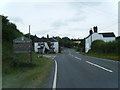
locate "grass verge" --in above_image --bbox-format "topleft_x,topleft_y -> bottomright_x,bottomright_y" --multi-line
2,53 -> 53,88
84,53 -> 120,61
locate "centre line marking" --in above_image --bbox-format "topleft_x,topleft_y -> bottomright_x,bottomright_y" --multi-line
86,61 -> 113,73
53,60 -> 57,89
74,57 -> 81,60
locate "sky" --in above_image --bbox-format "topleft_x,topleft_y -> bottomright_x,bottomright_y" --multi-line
0,0 -> 119,39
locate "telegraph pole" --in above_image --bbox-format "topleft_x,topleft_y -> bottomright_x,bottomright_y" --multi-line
29,25 -> 32,63
29,25 -> 30,39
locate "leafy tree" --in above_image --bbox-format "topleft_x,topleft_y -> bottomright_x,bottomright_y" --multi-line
54,36 -> 74,48
2,15 -> 23,43
2,15 -> 23,62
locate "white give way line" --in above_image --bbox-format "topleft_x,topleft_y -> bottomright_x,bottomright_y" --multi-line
86,61 -> 113,73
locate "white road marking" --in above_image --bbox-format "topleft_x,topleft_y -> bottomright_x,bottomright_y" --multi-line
69,54 -> 81,60
69,54 -> 74,57
74,57 -> 81,60
86,61 -> 113,73
53,60 -> 57,89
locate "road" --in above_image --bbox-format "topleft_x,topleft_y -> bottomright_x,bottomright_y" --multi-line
45,48 -> 119,88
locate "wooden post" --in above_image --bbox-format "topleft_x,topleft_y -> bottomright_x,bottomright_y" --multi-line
29,25 -> 32,63
30,45 -> 32,63
29,25 -> 30,39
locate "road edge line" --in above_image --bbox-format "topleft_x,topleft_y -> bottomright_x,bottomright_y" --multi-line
52,60 -> 57,89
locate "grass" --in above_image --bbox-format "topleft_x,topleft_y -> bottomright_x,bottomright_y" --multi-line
2,53 -> 53,88
73,47 -> 120,61
84,53 -> 120,61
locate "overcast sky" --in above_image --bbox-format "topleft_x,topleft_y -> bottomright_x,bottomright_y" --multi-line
1,0 -> 119,39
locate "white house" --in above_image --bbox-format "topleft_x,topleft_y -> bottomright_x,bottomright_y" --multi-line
85,26 -> 116,53
34,35 -> 59,54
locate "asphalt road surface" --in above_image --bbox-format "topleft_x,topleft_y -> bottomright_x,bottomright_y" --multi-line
45,48 -> 119,88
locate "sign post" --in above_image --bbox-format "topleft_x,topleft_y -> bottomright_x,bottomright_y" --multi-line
13,36 -> 32,63
29,25 -> 32,63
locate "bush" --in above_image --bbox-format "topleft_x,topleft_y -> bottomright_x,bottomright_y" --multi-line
90,40 -> 105,53
89,39 -> 119,55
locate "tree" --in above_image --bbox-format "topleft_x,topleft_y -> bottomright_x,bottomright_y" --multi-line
2,15 -> 23,43
90,40 -> 105,53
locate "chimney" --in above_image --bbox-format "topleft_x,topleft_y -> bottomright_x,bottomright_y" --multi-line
89,28 -> 93,35
93,26 -> 98,33
47,34 -> 49,38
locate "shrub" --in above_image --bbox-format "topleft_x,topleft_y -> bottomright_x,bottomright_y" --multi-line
91,40 -> 105,53
89,39 -> 119,56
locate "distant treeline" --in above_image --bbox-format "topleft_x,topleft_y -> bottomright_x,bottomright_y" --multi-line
53,36 -> 82,48
88,39 -> 120,55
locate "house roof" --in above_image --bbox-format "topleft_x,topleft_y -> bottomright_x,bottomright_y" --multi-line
85,34 -> 91,39
99,32 -> 115,37
85,32 -> 115,39
34,37 -> 58,42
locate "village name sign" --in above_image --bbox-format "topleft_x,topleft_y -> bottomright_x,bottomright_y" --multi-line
13,36 -> 33,62
13,36 -> 32,54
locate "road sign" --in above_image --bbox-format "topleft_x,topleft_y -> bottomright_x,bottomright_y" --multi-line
13,36 -> 32,54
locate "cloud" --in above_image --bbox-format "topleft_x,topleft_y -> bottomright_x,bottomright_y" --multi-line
1,2 -> 118,39
68,15 -> 86,22
9,17 -> 23,23
51,21 -> 68,28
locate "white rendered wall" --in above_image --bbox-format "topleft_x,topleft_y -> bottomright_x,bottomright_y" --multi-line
85,33 -> 103,53
53,42 -> 59,53
85,36 -> 91,53
34,42 -> 59,53
85,33 -> 115,53
92,33 -> 103,41
34,43 -> 40,52
103,37 -> 115,42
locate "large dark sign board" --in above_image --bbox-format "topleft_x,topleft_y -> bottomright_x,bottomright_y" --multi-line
13,36 -> 32,54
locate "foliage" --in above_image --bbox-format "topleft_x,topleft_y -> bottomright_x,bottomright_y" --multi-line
89,39 -> 120,56
24,33 -> 36,42
2,15 -> 26,73
2,15 -> 23,43
90,40 -> 105,53
3,53 -> 53,88
54,36 -> 81,48
2,15 -> 53,88
2,15 -> 24,61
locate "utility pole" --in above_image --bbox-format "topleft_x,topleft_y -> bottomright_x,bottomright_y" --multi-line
29,25 -> 30,39
90,28 -> 92,49
29,25 -> 32,63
